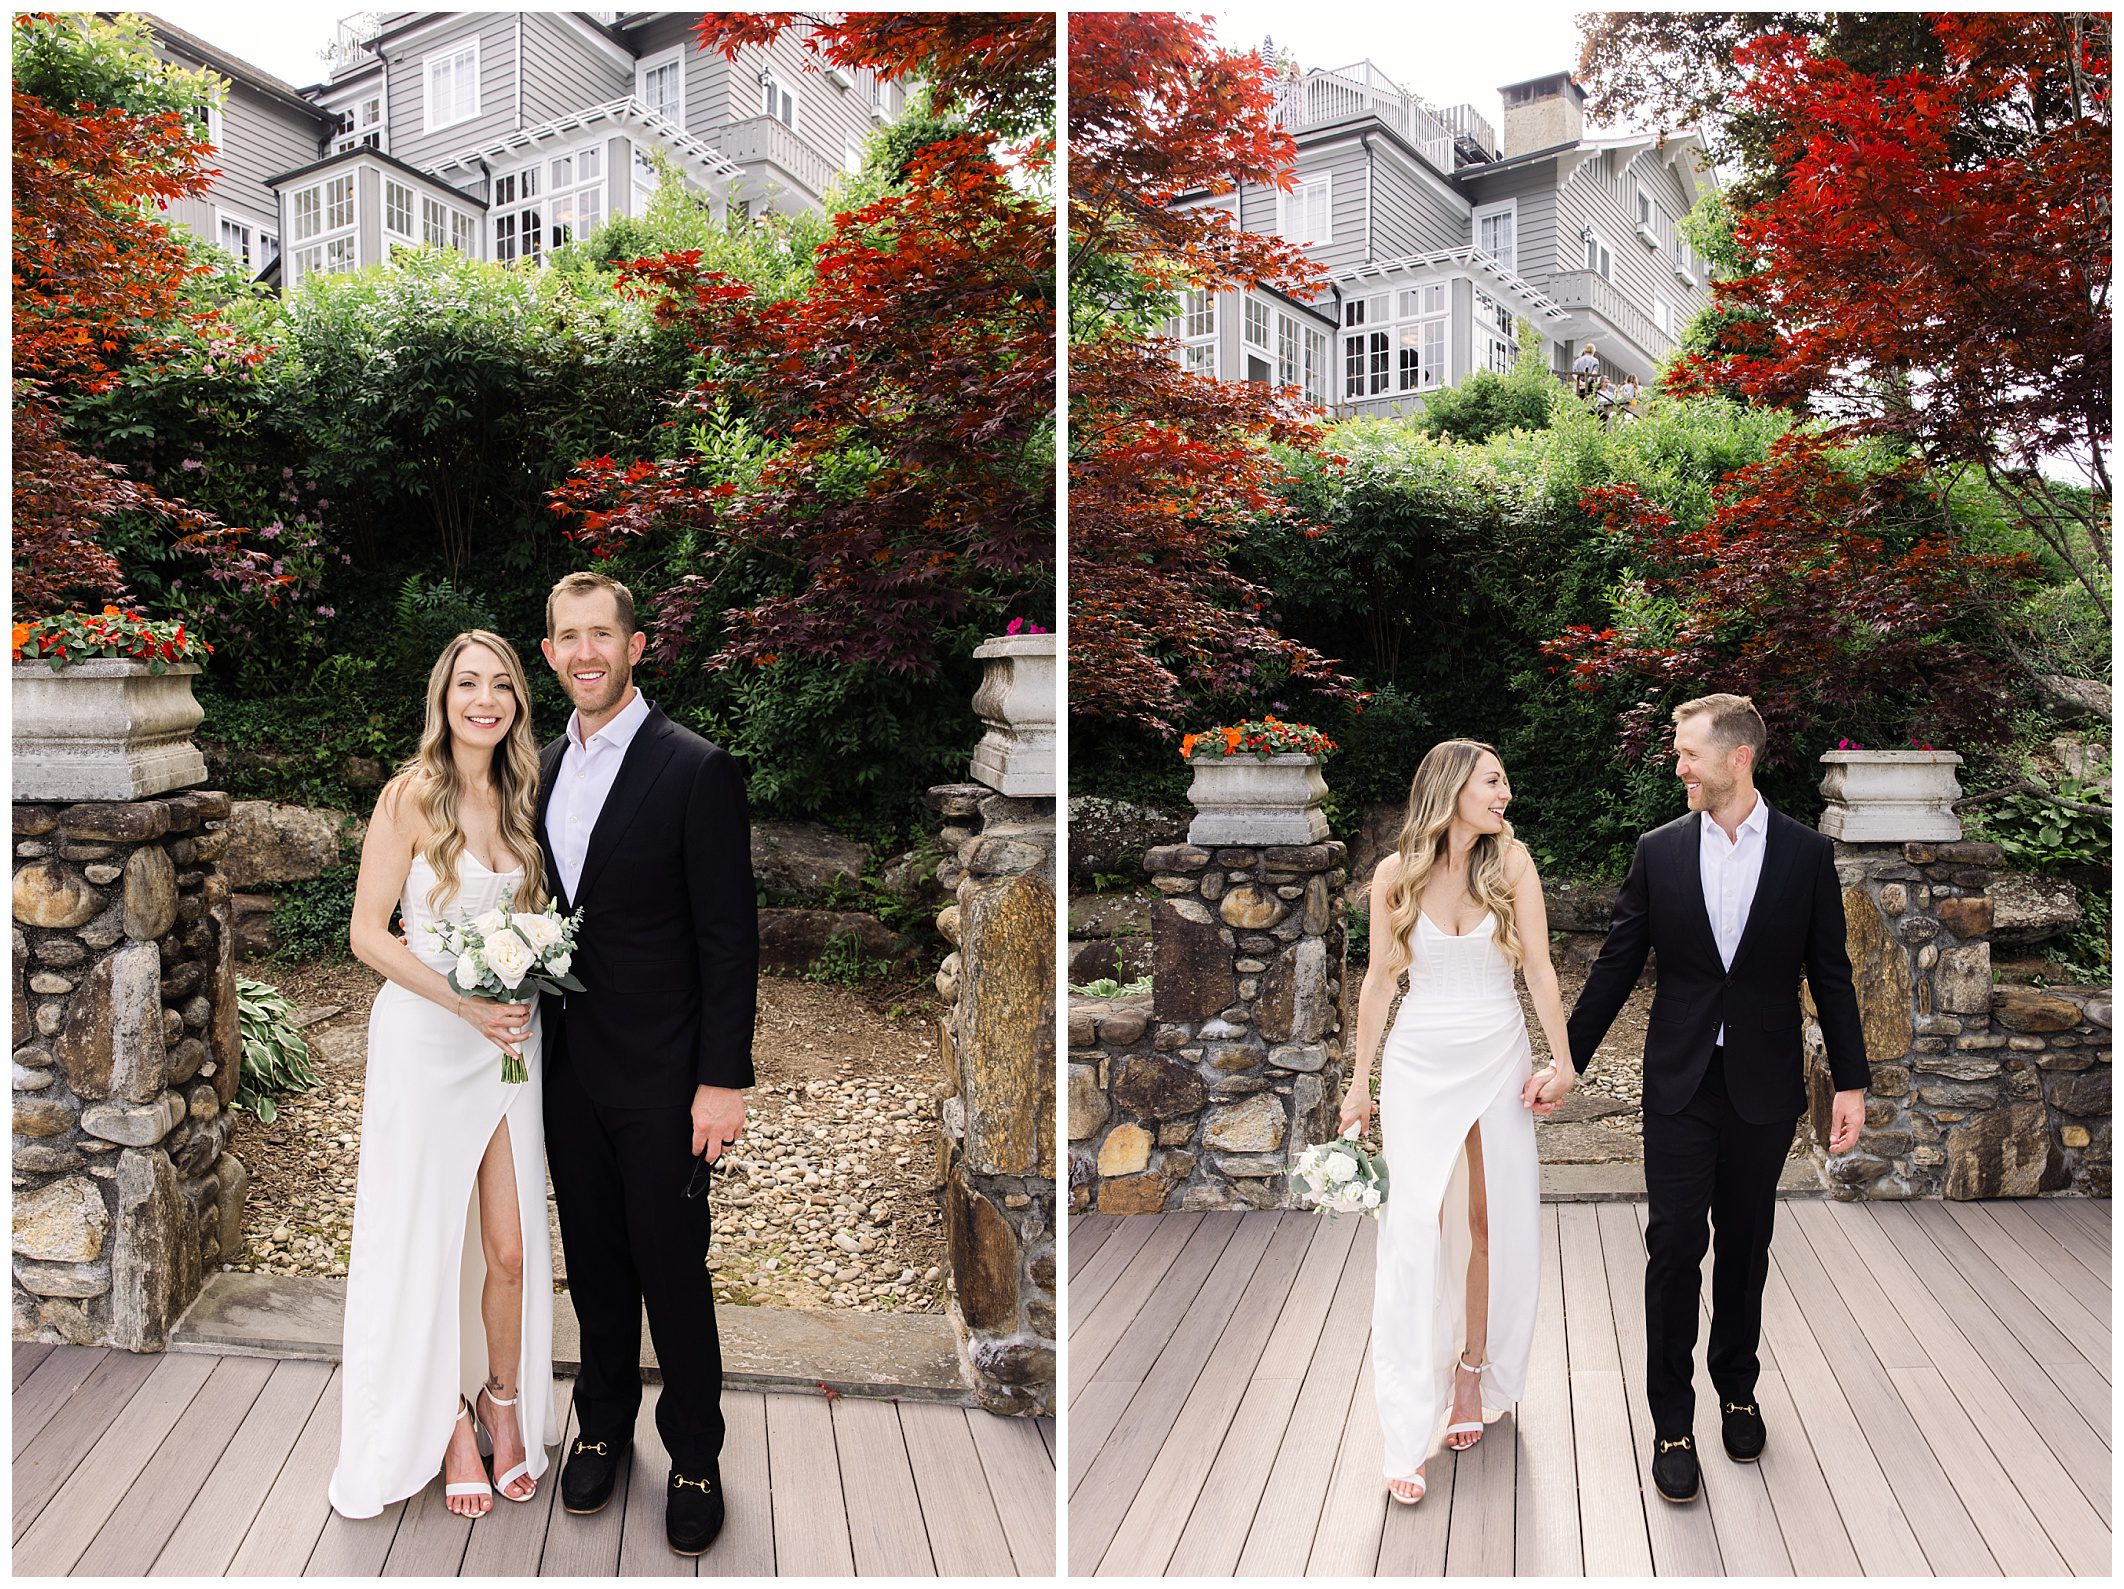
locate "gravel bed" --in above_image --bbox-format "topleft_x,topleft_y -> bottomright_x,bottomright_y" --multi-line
228,956 -> 950,1312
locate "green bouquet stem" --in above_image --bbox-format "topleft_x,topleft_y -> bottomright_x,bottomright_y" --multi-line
500,1051 -> 528,1085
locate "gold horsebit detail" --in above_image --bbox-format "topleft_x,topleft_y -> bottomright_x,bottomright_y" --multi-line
573,1440 -> 608,1457
1723,1401 -> 1759,1417
673,1473 -> 715,1493
1657,1436 -> 1694,1454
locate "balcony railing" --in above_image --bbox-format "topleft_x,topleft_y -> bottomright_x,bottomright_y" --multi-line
1545,268 -> 1672,365
1273,61 -> 1455,170
718,114 -> 840,203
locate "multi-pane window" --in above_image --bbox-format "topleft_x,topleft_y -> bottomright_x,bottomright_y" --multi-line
335,94 -> 385,153
1280,178 -> 1330,248
423,197 -> 452,248
1243,297 -> 1271,351
1477,289 -> 1517,374
638,50 -> 682,121
1670,232 -> 1696,282
384,180 -> 414,238
1585,232 -> 1614,281
762,72 -> 797,129
493,166 -> 542,264
1177,289 -> 1217,375
1636,185 -> 1654,229
450,211 -> 475,255
218,216 -> 253,268
1343,286 -> 1448,399
425,41 -> 478,130
548,148 -> 605,248
1654,297 -> 1675,337
1276,312 -> 1331,405
1475,205 -> 1516,275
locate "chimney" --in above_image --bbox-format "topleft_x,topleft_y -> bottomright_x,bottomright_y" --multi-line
1498,71 -> 1584,158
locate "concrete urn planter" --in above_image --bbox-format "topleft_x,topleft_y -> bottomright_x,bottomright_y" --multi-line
968,632 -> 1055,798
12,659 -> 208,802
1186,753 -> 1330,846
1818,749 -> 1965,843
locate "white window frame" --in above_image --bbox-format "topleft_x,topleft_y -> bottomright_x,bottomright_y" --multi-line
214,208 -> 253,270
844,133 -> 865,173
1177,288 -> 1218,377
423,38 -> 481,132
1476,287 -> 1518,374
1280,175 -> 1331,249
384,178 -> 415,241
1342,282 -> 1450,400
636,44 -> 684,124
761,69 -> 799,132
1242,295 -> 1272,352
1472,198 -> 1518,276
1585,229 -> 1615,282
1671,232 -> 1697,285
1654,296 -> 1675,337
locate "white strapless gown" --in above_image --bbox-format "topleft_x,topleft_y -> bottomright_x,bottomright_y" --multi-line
327,854 -> 559,1517
1372,909 -> 1540,1481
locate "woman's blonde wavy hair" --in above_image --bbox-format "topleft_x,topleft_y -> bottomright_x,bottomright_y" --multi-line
395,630 -> 548,917
1378,738 -> 1522,981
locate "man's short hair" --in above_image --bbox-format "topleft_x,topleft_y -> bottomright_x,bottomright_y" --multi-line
545,571 -> 636,637
1673,692 -> 1767,762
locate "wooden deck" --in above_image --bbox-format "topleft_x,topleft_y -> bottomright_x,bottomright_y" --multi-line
1069,1197 -> 2111,1576
12,1355 -> 1055,1577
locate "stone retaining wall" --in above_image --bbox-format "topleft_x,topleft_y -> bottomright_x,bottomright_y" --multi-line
13,793 -> 244,1349
1809,839 -> 2111,1199
1069,839 -> 1350,1214
930,783 -> 1055,1415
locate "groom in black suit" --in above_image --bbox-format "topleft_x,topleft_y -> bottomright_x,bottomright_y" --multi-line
1560,693 -> 1868,1504
535,571 -> 757,1555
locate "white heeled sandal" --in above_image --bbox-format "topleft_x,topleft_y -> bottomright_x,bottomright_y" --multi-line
1445,1355 -> 1489,1450
446,1399 -> 494,1513
1387,1468 -> 1427,1506
473,1383 -> 537,1503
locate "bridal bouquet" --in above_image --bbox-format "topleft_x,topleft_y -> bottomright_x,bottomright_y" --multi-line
1293,1127 -> 1390,1217
427,887 -> 585,1083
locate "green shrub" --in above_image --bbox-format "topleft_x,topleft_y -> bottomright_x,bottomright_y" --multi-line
269,864 -> 361,963
234,976 -> 320,1122
803,930 -> 896,986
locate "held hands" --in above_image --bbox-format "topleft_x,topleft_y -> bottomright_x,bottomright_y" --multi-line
1338,1083 -> 1374,1139
691,1084 -> 746,1163
458,994 -> 531,1058
1827,1088 -> 1864,1154
1521,1063 -> 1574,1114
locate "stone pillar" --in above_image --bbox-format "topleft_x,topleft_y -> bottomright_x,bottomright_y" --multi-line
1807,752 -> 2110,1199
1072,758 -> 1349,1214
928,634 -> 1055,1416
13,793 -> 243,1348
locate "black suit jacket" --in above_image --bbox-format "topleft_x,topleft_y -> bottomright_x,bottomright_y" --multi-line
535,705 -> 759,1108
1565,802 -> 1869,1124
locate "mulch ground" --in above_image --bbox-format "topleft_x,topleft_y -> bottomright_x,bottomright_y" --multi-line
227,955 -> 951,1313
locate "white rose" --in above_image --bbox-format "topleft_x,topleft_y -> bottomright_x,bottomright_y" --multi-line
454,949 -> 483,990
483,928 -> 535,990
514,912 -> 563,954
546,950 -> 572,979
1325,1154 -> 1358,1184
470,908 -> 508,938
1362,1186 -> 1381,1208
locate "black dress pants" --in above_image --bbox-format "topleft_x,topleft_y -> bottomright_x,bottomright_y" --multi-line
544,1030 -> 724,1472
1641,1044 -> 1797,1437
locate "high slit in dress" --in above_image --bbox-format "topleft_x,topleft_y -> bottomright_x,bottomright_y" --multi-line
1372,909 -> 1540,1481
327,853 -> 559,1517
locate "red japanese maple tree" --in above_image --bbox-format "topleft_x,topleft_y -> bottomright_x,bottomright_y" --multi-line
1069,12 -> 1351,729
545,14 -> 1053,677
12,14 -> 272,617
1667,14 -> 2111,602
1544,435 -> 2041,766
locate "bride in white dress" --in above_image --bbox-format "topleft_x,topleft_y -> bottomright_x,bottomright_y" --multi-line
328,630 -> 558,1520
1340,740 -> 1578,1504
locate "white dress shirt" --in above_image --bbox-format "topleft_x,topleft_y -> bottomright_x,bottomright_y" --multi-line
550,687 -> 652,902
1700,792 -> 1770,1045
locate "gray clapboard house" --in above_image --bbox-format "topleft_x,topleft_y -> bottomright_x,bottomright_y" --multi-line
1178,58 -> 1717,417
143,10 -> 911,292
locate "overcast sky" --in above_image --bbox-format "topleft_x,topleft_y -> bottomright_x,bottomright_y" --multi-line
152,3 -> 351,89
